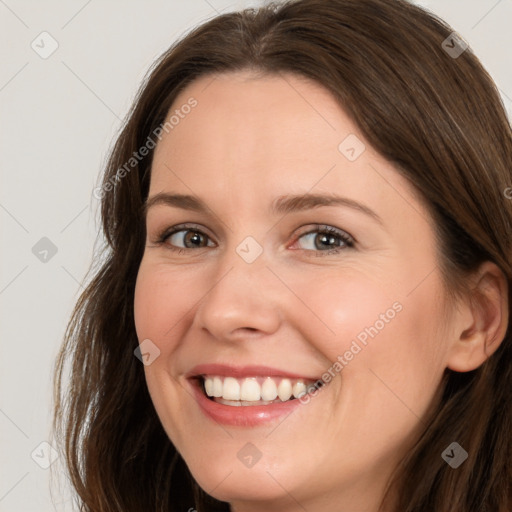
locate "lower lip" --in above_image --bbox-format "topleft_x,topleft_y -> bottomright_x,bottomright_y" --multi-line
189,379 -> 306,427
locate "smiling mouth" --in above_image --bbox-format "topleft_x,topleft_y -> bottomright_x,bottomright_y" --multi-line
199,375 -> 324,407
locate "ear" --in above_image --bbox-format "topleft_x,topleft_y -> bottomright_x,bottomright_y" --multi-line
446,261 -> 509,372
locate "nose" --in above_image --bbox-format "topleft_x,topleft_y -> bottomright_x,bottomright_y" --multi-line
192,248 -> 283,343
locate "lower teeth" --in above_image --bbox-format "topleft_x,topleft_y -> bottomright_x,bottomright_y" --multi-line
212,397 -> 296,406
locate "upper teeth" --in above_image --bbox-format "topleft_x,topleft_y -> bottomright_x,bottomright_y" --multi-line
203,375 -> 319,402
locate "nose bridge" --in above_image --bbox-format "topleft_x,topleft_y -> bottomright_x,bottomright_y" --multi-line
214,230 -> 271,296
194,234 -> 282,338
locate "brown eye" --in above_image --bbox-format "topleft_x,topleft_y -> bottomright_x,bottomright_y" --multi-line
167,229 -> 210,249
292,225 -> 354,255
155,223 -> 216,253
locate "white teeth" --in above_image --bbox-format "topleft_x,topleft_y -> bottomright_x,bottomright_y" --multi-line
222,377 -> 240,400
212,377 -> 223,397
292,381 -> 307,398
204,377 -> 214,397
277,378 -> 292,401
202,375 -> 320,404
261,377 -> 278,401
218,398 -> 242,406
240,378 -> 261,401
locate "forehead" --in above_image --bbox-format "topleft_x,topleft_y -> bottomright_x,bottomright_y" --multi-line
153,71 -> 351,172
149,71 -> 430,229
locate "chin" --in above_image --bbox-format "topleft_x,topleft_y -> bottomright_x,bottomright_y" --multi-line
189,462 -> 301,504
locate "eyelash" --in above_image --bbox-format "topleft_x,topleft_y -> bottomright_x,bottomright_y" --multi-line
153,223 -> 355,257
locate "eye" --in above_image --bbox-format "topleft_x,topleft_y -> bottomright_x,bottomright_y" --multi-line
291,225 -> 354,256
152,223 -> 354,256
155,223 -> 214,254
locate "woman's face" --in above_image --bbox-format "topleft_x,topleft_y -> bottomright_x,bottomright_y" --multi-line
134,71 -> 454,511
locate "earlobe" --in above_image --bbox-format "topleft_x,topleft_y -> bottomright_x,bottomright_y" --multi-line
446,261 -> 509,373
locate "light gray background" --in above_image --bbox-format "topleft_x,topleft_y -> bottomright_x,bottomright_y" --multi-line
1,1 -> 511,510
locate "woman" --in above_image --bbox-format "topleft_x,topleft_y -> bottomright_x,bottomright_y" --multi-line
53,0 -> 512,510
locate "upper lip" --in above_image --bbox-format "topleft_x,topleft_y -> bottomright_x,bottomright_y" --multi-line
186,363 -> 321,381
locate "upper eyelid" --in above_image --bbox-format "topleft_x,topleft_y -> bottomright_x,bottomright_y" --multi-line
162,223 -> 214,240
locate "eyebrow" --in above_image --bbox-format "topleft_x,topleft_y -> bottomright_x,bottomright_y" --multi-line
143,192 -> 384,226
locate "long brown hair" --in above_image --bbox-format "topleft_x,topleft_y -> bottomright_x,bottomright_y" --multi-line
53,0 -> 512,510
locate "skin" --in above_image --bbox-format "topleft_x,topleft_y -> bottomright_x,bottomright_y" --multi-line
133,70 -> 508,512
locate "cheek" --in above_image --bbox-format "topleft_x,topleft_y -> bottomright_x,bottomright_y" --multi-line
287,269 -> 403,364
133,262 -> 189,346
294,268 -> 447,415
133,262 -> 191,444
334,273 -> 449,419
